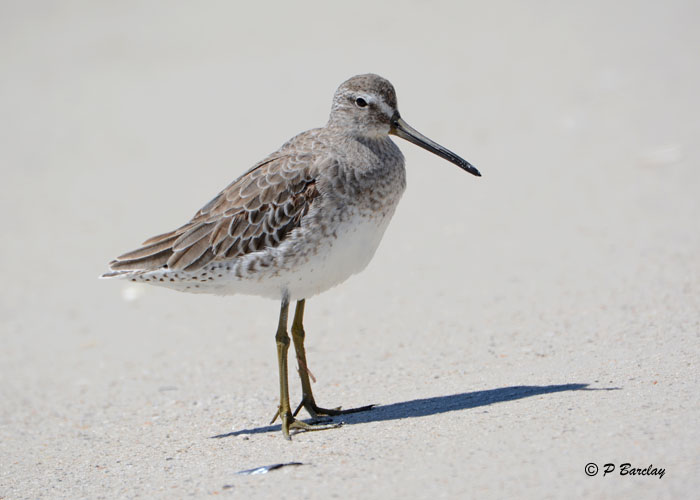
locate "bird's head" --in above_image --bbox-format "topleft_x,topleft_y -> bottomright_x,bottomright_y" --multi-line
328,73 -> 480,176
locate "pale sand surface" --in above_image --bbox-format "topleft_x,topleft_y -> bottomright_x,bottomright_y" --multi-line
1,1 -> 698,498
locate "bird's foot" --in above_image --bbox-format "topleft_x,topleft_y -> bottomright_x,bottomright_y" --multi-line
292,395 -> 375,419
270,406 -> 342,440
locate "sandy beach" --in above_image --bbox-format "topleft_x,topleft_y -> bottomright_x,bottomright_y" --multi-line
1,1 -> 698,498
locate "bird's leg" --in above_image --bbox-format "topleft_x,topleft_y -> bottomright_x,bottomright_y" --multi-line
270,295 -> 341,439
291,299 -> 375,419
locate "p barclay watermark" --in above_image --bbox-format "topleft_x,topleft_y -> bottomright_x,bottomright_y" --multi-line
585,462 -> 665,479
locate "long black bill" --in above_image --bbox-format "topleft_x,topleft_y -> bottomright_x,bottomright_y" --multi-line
390,115 -> 481,177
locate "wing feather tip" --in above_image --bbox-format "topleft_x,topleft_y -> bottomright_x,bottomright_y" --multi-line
99,270 -> 131,279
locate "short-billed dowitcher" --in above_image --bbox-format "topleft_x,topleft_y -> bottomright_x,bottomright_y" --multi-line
102,74 -> 481,439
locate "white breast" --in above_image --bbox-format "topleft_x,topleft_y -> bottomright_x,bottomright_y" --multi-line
282,207 -> 398,300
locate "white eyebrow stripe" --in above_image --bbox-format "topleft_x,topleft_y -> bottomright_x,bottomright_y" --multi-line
374,98 -> 394,118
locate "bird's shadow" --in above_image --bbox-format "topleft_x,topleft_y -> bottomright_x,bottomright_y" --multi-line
211,383 -> 616,438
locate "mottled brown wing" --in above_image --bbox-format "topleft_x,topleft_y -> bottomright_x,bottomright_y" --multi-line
108,153 -> 320,273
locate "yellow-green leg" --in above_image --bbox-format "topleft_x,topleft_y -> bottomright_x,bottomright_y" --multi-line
291,299 -> 375,419
270,296 -> 341,440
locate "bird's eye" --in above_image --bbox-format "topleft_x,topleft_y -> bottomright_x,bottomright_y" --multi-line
355,97 -> 368,108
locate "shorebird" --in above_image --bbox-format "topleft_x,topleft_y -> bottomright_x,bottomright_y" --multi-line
102,74 -> 481,439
